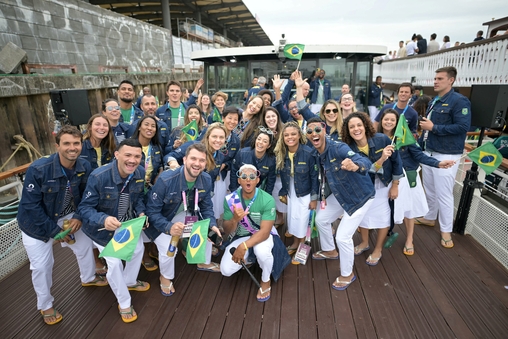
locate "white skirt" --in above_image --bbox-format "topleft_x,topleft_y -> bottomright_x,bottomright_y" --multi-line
272,176 -> 288,213
397,167 -> 429,219
287,177 -> 311,238
360,178 -> 391,229
213,178 -> 228,219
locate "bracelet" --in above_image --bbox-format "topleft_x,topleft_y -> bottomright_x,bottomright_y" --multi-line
374,161 -> 382,170
242,242 -> 248,251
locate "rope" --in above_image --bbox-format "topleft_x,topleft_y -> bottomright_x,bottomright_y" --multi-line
0,135 -> 43,172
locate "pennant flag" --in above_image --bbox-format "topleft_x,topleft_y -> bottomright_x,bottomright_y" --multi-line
283,44 -> 305,60
310,210 -> 319,239
182,119 -> 199,141
54,228 -> 71,241
186,218 -> 210,264
212,107 -> 222,123
393,115 -> 416,150
99,216 -> 146,261
467,142 -> 503,175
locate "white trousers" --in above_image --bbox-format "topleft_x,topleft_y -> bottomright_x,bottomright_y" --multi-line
368,106 -> 380,122
22,229 -> 95,311
221,235 -> 274,283
94,233 -> 144,309
422,152 -> 461,233
287,177 -> 311,238
315,195 -> 374,277
151,211 -> 212,280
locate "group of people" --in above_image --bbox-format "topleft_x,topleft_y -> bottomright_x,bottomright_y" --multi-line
18,65 -> 471,325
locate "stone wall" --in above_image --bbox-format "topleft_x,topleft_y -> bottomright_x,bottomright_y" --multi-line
0,0 -> 174,73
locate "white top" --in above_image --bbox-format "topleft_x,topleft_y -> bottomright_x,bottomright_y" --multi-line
406,41 -> 417,56
440,42 -> 451,50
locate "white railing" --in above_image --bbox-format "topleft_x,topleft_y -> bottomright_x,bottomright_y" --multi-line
374,35 -> 508,86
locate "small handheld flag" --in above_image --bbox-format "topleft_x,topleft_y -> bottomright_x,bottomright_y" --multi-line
99,216 -> 146,261
467,142 -> 503,175
283,44 -> 305,60
310,210 -> 318,239
393,116 -> 416,150
186,218 -> 210,264
212,108 -> 222,123
54,228 -> 71,241
182,119 -> 199,141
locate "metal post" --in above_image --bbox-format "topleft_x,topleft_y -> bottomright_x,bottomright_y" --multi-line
161,0 -> 171,30
453,126 -> 486,234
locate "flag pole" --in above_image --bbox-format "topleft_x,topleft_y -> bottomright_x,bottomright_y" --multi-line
296,59 -> 301,70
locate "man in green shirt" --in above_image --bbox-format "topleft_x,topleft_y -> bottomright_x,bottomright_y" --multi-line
221,164 -> 276,302
118,80 -> 142,124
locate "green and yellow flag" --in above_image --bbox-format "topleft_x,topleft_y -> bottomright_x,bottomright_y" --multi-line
182,119 -> 199,141
394,116 -> 416,150
283,44 -> 305,60
99,216 -> 146,262
212,107 -> 222,123
186,218 -> 210,264
468,142 -> 503,175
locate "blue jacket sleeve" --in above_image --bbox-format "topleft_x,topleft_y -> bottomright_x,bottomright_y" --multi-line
77,177 -> 111,227
296,100 -> 316,121
390,149 -> 405,181
281,79 -> 295,106
308,153 -> 319,199
272,99 -> 290,123
264,161 -> 276,195
432,96 -> 471,136
229,151 -> 241,192
145,179 -> 173,234
406,144 -> 441,168
338,143 -> 372,174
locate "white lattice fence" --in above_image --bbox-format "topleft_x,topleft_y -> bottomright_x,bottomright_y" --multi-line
0,219 -> 28,281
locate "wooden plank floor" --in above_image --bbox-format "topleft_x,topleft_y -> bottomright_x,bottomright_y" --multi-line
1,222 -> 508,339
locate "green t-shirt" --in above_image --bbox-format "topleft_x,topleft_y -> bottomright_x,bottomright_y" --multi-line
223,189 -> 276,237
169,103 -> 185,128
120,107 -> 133,123
175,181 -> 197,215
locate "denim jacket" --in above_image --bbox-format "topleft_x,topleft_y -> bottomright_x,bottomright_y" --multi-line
119,105 -> 143,124
155,95 -> 197,130
229,147 -> 276,194
279,144 -> 319,200
418,90 -> 471,154
79,139 -> 112,170
127,119 -> 170,148
165,125 -> 206,154
296,99 -> 340,142
399,143 -> 440,170
138,141 -> 164,185
348,133 -> 404,186
111,122 -> 131,144
78,160 -> 146,246
310,78 -> 332,104
316,139 -> 375,216
368,83 -> 383,107
145,166 -> 217,237
220,132 -> 241,180
18,153 -> 92,242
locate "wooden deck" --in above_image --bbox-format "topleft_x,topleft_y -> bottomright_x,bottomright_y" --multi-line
1,222 -> 508,339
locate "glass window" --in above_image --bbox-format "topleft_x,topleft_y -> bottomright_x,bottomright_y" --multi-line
354,61 -> 370,112
320,59 -> 348,100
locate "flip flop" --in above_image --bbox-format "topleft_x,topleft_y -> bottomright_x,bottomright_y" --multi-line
403,246 -> 414,256
95,265 -> 107,276
332,275 -> 357,291
118,305 -> 137,323
40,309 -> 63,325
414,218 -> 435,227
197,262 -> 221,273
441,238 -> 454,249
148,252 -> 159,260
286,246 -> 298,256
312,250 -> 339,260
285,231 -> 292,238
127,280 -> 150,292
81,275 -> 108,287
354,245 -> 370,256
366,254 -> 382,266
142,259 -> 158,271
257,286 -> 271,302
160,281 -> 174,297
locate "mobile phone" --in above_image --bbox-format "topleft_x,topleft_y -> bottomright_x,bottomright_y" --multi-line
208,230 -> 223,246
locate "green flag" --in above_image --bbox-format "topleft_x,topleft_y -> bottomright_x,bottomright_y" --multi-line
212,107 -> 222,123
186,218 -> 210,264
54,228 -> 71,241
310,210 -> 318,239
182,119 -> 199,141
283,44 -> 305,60
99,216 -> 146,262
394,115 -> 416,150
467,142 -> 503,175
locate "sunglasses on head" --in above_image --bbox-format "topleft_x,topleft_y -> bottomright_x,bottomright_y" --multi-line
258,126 -> 274,135
307,126 -> 323,135
239,173 -> 258,180
325,108 -> 339,114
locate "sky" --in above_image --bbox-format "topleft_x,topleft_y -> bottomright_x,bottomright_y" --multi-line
243,0 -> 507,52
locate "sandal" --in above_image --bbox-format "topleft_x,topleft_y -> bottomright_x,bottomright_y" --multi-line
81,275 -> 108,287
441,238 -> 454,249
312,250 -> 339,260
366,254 -> 382,266
257,286 -> 271,302
40,309 -> 63,325
127,280 -> 150,292
286,246 -> 298,256
95,265 -> 107,276
119,305 -> 138,323
160,280 -> 174,297
197,262 -> 221,273
332,275 -> 357,291
142,259 -> 158,271
285,230 -> 292,238
354,245 -> 370,256
403,246 -> 414,256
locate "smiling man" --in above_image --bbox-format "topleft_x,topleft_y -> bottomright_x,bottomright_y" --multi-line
118,80 -> 143,124
374,82 -> 419,133
18,126 -> 108,326
78,138 -> 149,323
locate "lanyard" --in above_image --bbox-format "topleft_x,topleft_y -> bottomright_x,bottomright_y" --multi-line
393,102 -> 409,116
300,119 -> 307,132
239,187 -> 258,213
60,167 -> 72,195
120,173 -> 133,193
144,144 -> 152,170
129,106 -> 135,124
422,96 -> 440,144
182,187 -> 199,213
168,103 -> 185,127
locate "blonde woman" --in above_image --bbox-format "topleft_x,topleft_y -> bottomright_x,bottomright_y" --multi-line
318,99 -> 343,141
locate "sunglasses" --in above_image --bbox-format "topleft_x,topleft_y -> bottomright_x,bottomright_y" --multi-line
258,126 -> 274,135
307,126 -> 323,135
239,173 -> 258,180
106,106 -> 121,111
289,106 -> 298,111
325,108 -> 339,114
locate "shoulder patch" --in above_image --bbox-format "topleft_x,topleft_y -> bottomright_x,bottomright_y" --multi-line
462,108 -> 468,115
135,179 -> 144,183
347,151 -> 355,157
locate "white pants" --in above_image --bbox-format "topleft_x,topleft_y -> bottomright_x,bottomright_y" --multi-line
221,235 -> 274,283
152,211 -> 212,280
422,152 -> 461,233
368,106 -> 380,122
315,195 -> 374,277
22,229 -> 95,311
287,177 -> 311,238
94,233 -> 144,309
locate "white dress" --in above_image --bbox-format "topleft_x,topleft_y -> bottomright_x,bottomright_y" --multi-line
360,177 -> 391,229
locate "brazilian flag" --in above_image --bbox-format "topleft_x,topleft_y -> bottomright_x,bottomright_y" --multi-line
283,44 -> 305,60
394,116 -> 416,150
310,210 -> 318,239
468,142 -> 503,175
99,216 -> 146,261
186,218 -> 210,264
212,107 -> 222,123
182,119 -> 199,141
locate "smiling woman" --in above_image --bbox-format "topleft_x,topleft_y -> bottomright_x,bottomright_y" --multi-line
80,114 -> 116,170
